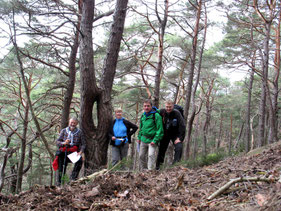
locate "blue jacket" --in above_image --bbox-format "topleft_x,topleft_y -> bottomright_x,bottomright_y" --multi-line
108,118 -> 138,145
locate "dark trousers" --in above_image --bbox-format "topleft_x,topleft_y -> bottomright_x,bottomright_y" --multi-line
156,136 -> 183,170
57,152 -> 82,185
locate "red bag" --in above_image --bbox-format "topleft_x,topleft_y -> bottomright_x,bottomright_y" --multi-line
52,156 -> 59,171
52,146 -> 78,171
59,145 -> 78,152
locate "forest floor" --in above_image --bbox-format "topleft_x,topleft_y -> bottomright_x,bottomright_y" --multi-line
0,141 -> 281,211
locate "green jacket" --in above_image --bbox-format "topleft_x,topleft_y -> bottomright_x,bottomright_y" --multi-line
138,112 -> 164,144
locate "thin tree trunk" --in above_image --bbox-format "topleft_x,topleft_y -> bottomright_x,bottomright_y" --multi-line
258,21 -> 271,147
192,113 -> 200,160
268,10 -> 280,143
184,2 -> 206,159
183,0 -> 202,122
12,9 -> 54,162
228,114 -> 233,155
216,111 -> 223,149
16,98 -> 29,193
153,0 -> 169,107
61,6 -> 82,128
245,66 -> 254,152
0,131 -> 16,193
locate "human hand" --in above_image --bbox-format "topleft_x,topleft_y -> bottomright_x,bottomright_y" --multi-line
174,138 -> 181,144
112,136 -> 116,140
150,142 -> 155,146
78,152 -> 85,161
64,139 -> 70,145
137,140 -> 141,144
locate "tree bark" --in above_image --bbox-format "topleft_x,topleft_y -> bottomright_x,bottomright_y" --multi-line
61,6 -> 82,129
79,0 -> 128,173
183,0 -> 202,122
153,0 -> 169,107
12,9 -> 54,161
184,1 -> 206,158
16,91 -> 29,193
257,21 -> 271,147
245,64 -> 255,152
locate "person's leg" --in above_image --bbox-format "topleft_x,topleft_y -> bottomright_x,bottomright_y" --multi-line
148,143 -> 157,170
57,152 -> 68,185
173,142 -> 183,164
120,143 -> 129,160
111,146 -> 121,166
139,142 -> 148,170
120,143 -> 129,169
156,137 -> 170,170
70,157 -> 83,180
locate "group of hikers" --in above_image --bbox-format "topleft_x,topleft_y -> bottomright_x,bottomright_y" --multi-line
53,99 -> 185,185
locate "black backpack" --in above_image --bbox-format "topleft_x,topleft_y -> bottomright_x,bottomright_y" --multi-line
174,104 -> 184,118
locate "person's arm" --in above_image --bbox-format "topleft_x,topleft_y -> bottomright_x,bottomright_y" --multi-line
124,119 -> 138,143
108,120 -> 115,140
152,113 -> 164,144
137,116 -> 143,142
177,111 -> 186,142
79,130 -> 86,153
125,120 -> 138,136
56,129 -> 66,148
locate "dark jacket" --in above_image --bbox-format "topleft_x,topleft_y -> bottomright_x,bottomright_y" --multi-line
56,127 -> 86,152
108,118 -> 138,145
160,109 -> 186,141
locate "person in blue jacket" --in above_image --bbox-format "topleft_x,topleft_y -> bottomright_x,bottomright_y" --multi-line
108,108 -> 138,166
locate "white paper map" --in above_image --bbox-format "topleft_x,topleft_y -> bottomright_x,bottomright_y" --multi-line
67,151 -> 81,163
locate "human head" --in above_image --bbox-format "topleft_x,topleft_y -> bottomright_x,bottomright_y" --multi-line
68,117 -> 78,131
114,108 -> 123,119
143,99 -> 152,113
165,99 -> 174,114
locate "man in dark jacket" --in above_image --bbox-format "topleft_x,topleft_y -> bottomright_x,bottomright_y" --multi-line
156,100 -> 186,170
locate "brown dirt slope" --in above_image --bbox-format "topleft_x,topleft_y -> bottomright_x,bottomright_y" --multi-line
1,142 -> 280,210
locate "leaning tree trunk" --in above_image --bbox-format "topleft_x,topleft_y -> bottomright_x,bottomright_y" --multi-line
79,0 -> 128,174
183,0 -> 202,122
61,10 -> 81,129
12,8 -> 54,161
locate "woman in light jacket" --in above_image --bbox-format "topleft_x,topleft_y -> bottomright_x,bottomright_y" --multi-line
108,108 -> 138,166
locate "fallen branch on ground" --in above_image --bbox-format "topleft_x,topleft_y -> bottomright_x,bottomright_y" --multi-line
207,176 -> 276,200
72,161 -> 122,184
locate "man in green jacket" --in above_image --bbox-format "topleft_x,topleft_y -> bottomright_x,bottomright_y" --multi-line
137,99 -> 164,170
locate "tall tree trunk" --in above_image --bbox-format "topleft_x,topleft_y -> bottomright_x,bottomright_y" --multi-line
183,0 -> 202,122
253,0 -> 277,146
80,0 -> 128,174
228,114 -> 233,155
192,113 -> 200,159
258,21 -> 271,147
153,0 -> 169,107
184,2 -> 206,159
245,65 -> 255,152
16,96 -> 29,193
216,110 -> 223,149
61,7 -> 82,129
268,10 -> 280,143
12,9 -> 54,161
0,131 -> 16,193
